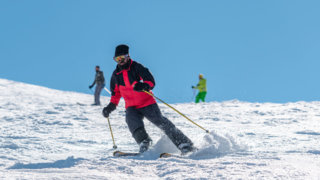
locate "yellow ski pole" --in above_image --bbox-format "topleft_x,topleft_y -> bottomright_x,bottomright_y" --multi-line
143,90 -> 209,133
107,117 -> 117,149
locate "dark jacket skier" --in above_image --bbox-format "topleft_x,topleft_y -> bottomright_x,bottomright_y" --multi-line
89,66 -> 105,105
102,44 -> 195,154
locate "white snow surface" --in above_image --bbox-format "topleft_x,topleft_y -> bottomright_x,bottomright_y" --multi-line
0,78 -> 320,179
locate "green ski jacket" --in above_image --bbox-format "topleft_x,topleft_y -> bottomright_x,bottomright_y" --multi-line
195,78 -> 207,92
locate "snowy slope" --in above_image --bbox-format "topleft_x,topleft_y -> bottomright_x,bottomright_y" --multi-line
0,78 -> 320,179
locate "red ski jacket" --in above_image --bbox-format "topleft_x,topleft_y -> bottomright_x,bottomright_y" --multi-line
109,59 -> 156,109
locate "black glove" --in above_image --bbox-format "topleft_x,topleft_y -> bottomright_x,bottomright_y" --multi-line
133,82 -> 150,92
102,103 -> 116,118
192,86 -> 195,89
89,85 -> 93,89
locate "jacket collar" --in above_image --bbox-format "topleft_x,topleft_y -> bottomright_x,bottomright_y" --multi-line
116,59 -> 133,75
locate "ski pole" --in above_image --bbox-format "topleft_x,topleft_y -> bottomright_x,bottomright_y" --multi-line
143,90 -> 209,133
104,87 -> 111,95
192,89 -> 196,101
107,117 -> 117,149
104,87 -> 116,148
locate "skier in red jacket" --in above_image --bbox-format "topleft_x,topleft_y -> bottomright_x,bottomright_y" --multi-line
102,44 -> 195,154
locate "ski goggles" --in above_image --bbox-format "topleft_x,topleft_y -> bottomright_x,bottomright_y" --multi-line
113,54 -> 129,62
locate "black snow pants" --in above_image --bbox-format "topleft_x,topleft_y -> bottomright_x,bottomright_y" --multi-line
94,84 -> 104,105
125,103 -> 193,149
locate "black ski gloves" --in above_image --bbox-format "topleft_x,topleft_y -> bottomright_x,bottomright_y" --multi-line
102,103 -> 116,118
133,82 -> 150,92
191,86 -> 195,89
89,85 -> 93,89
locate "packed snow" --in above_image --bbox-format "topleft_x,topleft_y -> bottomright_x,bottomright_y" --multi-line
0,78 -> 319,179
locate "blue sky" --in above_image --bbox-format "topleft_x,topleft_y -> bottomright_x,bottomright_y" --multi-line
1,0 -> 319,103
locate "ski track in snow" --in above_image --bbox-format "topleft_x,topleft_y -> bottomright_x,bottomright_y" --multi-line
1,78 -> 320,179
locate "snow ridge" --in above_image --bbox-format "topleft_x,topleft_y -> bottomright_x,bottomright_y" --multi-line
1,78 -> 320,179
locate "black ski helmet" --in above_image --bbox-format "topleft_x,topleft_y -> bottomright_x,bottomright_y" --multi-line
115,44 -> 129,57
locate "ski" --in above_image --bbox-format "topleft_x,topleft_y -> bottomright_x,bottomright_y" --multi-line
76,102 -> 86,106
159,153 -> 180,158
113,151 -> 182,158
113,151 -> 140,157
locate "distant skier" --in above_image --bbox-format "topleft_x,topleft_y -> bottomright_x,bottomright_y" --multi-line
102,44 -> 195,154
192,74 -> 207,103
89,65 -> 105,105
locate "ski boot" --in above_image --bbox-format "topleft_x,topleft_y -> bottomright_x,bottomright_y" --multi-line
179,143 -> 196,155
139,139 -> 152,153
